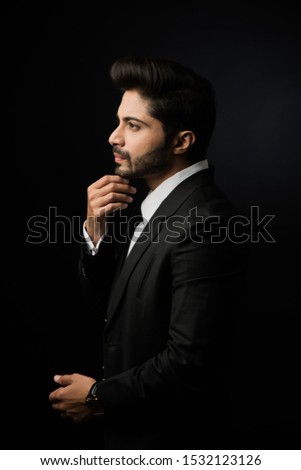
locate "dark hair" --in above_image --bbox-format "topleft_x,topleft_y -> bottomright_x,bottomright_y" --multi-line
109,57 -> 216,162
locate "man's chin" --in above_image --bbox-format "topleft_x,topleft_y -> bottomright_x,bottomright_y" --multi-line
114,165 -> 123,175
114,164 -> 147,180
115,162 -> 136,177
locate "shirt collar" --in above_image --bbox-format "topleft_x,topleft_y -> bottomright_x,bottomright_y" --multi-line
141,159 -> 209,223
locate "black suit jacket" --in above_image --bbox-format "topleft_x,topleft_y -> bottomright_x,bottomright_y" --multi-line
79,167 -> 249,449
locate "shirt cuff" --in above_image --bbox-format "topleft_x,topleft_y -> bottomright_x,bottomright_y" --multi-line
82,221 -> 105,256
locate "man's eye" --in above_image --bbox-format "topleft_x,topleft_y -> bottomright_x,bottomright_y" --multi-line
128,122 -> 140,130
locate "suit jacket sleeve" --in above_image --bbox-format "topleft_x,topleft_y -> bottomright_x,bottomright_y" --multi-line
78,236 -> 117,312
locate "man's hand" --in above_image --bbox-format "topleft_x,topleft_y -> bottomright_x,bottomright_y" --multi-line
86,175 -> 137,244
49,373 -> 97,424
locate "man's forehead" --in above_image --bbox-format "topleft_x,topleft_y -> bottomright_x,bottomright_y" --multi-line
117,90 -> 151,118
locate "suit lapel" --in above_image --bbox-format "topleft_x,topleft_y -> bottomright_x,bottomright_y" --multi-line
113,214 -> 143,275
106,214 -> 166,326
105,166 -> 215,327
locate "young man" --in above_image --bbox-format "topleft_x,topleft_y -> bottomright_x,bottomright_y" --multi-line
49,57 -> 248,449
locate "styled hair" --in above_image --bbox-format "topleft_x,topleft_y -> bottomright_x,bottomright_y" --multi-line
109,56 -> 216,162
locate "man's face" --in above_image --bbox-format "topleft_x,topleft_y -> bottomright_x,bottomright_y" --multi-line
108,90 -> 173,179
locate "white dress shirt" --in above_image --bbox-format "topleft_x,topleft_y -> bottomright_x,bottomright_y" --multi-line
83,159 -> 209,256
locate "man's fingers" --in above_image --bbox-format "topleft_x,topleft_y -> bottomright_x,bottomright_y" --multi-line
53,374 -> 73,386
88,194 -> 133,219
85,174 -> 136,240
87,175 -> 137,223
96,192 -> 134,207
104,202 -> 129,214
90,175 -> 130,190
90,182 -> 137,198
88,184 -> 137,203
50,401 -> 65,410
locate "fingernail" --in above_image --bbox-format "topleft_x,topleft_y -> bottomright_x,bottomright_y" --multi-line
54,375 -> 61,383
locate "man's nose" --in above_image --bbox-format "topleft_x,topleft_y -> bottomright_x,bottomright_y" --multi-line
108,126 -> 124,146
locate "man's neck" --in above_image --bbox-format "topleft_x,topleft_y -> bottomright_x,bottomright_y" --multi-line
145,158 -> 190,190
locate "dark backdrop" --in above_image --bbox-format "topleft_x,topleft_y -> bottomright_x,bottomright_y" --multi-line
2,1 -> 300,449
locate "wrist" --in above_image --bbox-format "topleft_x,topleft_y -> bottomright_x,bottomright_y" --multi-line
85,217 -> 105,244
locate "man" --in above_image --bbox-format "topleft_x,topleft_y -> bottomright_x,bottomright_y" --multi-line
49,57 -> 248,449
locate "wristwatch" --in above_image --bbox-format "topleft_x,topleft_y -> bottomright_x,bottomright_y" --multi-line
85,382 -> 104,415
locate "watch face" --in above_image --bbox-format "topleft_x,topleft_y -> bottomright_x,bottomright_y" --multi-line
86,395 -> 98,406
86,395 -> 104,415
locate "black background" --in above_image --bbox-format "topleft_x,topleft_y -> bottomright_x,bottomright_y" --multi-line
2,1 -> 300,449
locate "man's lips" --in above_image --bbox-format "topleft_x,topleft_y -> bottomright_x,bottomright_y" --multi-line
114,152 -> 127,163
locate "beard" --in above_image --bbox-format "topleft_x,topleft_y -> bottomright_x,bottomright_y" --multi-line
113,144 -> 172,179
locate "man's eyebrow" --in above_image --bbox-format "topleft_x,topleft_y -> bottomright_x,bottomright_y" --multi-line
116,114 -> 149,127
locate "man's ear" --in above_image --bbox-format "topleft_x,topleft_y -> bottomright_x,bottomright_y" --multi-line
172,130 -> 196,155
